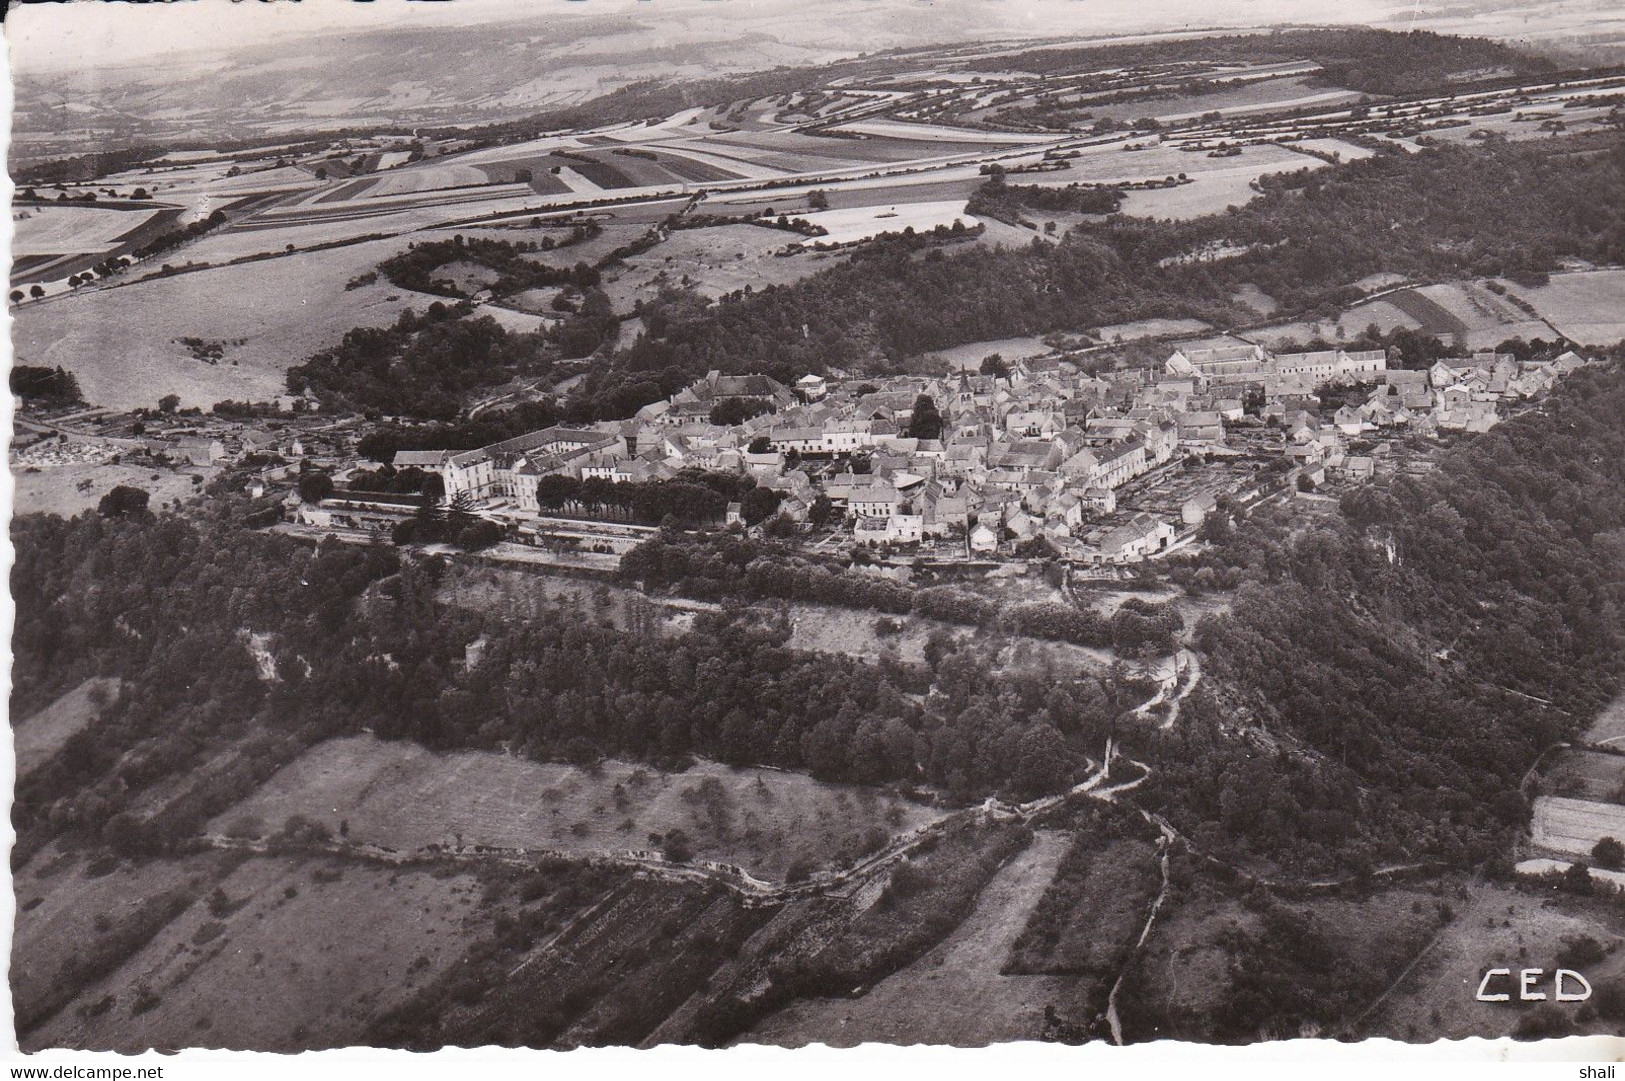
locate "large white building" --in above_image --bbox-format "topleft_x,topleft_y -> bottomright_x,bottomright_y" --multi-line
443,426 -> 626,508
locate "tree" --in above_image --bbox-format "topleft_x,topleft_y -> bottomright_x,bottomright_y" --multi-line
297,472 -> 335,503
662,829 -> 694,862
29,285 -> 44,299
1593,836 -> 1624,871
807,189 -> 830,210
534,473 -> 581,512
9,290 -> 22,304
740,486 -> 783,526
748,435 -> 772,454
1561,861 -> 1594,895
456,519 -> 505,551
97,486 -> 151,520
709,397 -> 773,427
808,495 -> 838,529
905,394 -> 944,441
980,354 -> 1011,380
158,394 -> 180,414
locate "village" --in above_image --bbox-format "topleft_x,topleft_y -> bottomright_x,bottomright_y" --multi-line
261,335 -> 1588,571
14,330 -> 1591,577
17,332 -> 1593,571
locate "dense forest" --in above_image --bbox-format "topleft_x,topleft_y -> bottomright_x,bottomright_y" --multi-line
1144,360 -> 1625,871
9,514 -> 1119,866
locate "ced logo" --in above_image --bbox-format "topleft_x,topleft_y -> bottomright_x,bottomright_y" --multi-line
1475,967 -> 1592,1002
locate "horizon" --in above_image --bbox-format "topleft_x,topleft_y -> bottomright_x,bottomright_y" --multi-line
9,0 -> 1417,75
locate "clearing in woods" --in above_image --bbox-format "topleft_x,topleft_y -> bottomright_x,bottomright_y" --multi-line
600,224 -> 846,311
746,830 -> 1072,1046
208,735 -> 947,882
13,677 -> 121,776
1529,796 -> 1625,860
1361,879 -> 1625,1042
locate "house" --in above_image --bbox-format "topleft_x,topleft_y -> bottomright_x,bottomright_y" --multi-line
1181,492 -> 1218,526
1083,487 -> 1117,514
849,485 -> 901,519
796,374 -> 828,402
969,520 -> 1000,553
1176,411 -> 1225,444
1343,456 -> 1375,481
392,449 -> 451,471
177,436 -> 226,466
1098,514 -> 1175,562
887,512 -> 924,544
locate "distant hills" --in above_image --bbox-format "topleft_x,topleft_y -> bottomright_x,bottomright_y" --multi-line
11,0 -> 1624,154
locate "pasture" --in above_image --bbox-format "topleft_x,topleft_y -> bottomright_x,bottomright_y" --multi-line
913,335 -> 1053,371
208,735 -> 948,883
1543,749 -> 1625,805
601,224 -> 844,310
10,234 -> 422,410
1366,879 -> 1625,1042
20,848 -> 488,1052
1586,689 -> 1625,746
13,455 -> 213,518
1092,317 -> 1214,343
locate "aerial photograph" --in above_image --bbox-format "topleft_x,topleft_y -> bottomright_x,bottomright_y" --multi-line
6,0 -> 1625,1061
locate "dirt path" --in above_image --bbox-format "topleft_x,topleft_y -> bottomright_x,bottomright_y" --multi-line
746,831 -> 1073,1047
1105,831 -> 1172,1045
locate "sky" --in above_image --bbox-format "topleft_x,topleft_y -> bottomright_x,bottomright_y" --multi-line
7,0 -> 1411,74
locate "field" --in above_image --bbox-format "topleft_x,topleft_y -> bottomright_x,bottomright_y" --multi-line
180,186 -> 546,263
1260,270 -> 1625,349
208,735 -> 947,882
1092,75 -> 1365,125
13,204 -> 163,256
787,200 -> 974,245
16,846 -> 490,1052
1531,796 -> 1625,860
912,335 -> 1053,371
12,452 -> 214,518
13,677 -> 121,777
746,830 -> 1073,1046
1502,269 -> 1625,347
10,234 -> 422,410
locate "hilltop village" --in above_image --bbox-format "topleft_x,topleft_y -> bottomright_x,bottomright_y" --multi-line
275,338 -> 1590,570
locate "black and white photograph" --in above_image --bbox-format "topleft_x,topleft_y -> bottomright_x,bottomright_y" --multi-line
5,0 -> 1625,1065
